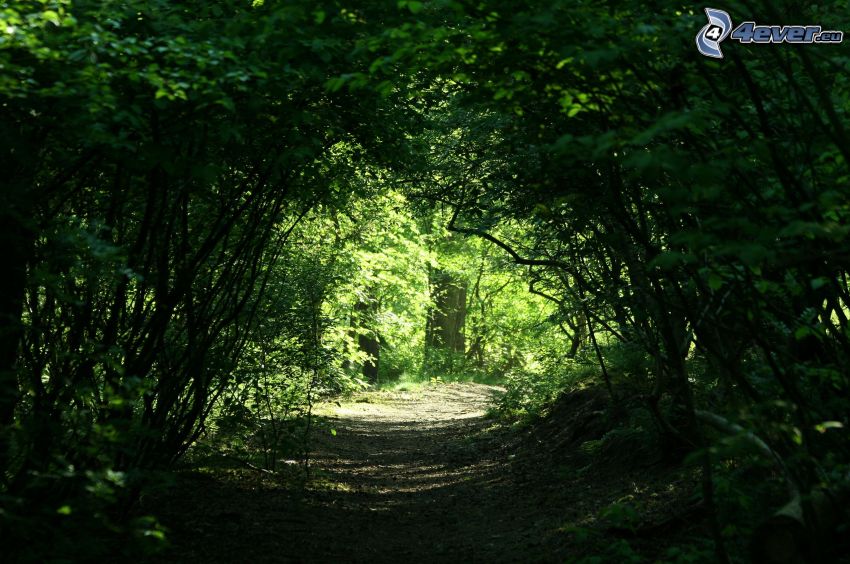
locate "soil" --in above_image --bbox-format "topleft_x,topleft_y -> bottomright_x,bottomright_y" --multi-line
147,383 -> 701,563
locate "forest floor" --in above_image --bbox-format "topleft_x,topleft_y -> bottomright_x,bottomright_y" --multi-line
147,383 -> 704,563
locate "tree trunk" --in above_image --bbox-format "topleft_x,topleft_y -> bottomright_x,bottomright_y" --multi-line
353,299 -> 380,384
425,268 -> 467,371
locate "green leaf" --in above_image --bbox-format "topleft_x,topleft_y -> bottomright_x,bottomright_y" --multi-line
649,251 -> 695,270
810,277 -> 830,290
42,10 -> 61,26
815,421 -> 843,433
794,326 -> 811,340
325,76 -> 349,92
143,529 -> 167,541
708,273 -> 723,291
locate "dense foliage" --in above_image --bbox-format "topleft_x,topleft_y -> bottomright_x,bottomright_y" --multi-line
2,0 -> 849,561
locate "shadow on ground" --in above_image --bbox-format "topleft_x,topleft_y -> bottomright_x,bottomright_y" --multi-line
146,383 -> 699,563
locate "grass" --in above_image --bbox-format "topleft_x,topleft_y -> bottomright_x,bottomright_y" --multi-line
378,370 -> 505,392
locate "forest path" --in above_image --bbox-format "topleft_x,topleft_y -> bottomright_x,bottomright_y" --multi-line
298,382 -> 544,562
153,382 -> 575,563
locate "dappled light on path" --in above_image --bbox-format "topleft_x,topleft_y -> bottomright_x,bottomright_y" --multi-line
310,384 -> 504,496
151,383 -> 575,562
150,383 -> 703,563
293,383 -> 546,563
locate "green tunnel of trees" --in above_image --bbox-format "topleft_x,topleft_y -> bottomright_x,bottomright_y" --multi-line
2,0 -> 850,561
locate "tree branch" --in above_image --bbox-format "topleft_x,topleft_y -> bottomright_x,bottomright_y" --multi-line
447,206 -> 569,270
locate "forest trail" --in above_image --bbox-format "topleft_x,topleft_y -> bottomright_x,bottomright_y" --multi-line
153,383 -> 581,563
303,383 -> 516,562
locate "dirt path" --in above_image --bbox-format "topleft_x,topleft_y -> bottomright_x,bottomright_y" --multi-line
297,383 -> 549,563
150,383 -> 705,562
152,383 -> 578,562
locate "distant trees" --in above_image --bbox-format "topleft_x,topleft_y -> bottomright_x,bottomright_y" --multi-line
328,200 -> 557,384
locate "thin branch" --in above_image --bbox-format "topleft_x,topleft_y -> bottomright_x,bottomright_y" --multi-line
447,206 -> 569,270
